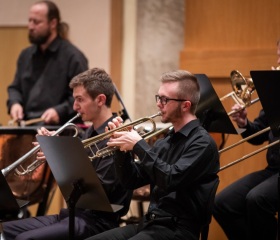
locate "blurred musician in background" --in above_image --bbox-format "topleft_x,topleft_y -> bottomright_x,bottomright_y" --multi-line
213,39 -> 280,240
2,68 -> 132,240
7,0 -> 88,126
86,70 -> 220,240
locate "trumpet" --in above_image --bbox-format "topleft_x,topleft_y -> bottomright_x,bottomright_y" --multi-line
82,112 -> 162,160
1,113 -> 81,177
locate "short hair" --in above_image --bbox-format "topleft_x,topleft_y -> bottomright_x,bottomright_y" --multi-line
69,68 -> 115,107
160,70 -> 200,114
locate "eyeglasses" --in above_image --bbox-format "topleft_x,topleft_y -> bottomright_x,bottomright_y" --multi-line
155,95 -> 187,105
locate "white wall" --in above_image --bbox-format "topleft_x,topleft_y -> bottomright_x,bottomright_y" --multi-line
0,0 -> 111,70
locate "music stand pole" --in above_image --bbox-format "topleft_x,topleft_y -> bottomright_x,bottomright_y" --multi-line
66,179 -> 85,240
278,137 -> 280,240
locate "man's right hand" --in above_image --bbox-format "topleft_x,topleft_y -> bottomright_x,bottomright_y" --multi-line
231,104 -> 248,128
10,103 -> 24,121
34,127 -> 56,162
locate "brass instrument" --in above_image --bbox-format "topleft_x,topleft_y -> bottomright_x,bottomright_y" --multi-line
218,70 -> 279,171
144,124 -> 173,141
220,138 -> 279,171
218,127 -> 276,170
82,112 -> 162,160
1,113 -> 81,177
220,70 -> 259,116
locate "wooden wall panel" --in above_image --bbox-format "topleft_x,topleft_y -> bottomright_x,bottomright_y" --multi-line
0,27 -> 29,126
181,0 -> 280,77
110,0 -> 123,114
180,0 -> 280,239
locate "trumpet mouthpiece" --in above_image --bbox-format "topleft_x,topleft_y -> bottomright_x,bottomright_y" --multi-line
151,112 -> 162,118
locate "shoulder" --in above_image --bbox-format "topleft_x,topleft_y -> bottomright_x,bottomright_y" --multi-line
58,39 -> 87,58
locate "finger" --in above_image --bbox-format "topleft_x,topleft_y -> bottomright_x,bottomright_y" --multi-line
112,118 -> 122,128
32,141 -> 39,146
107,121 -> 115,130
115,116 -> 123,123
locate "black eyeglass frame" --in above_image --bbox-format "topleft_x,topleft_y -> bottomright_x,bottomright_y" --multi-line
155,95 -> 188,105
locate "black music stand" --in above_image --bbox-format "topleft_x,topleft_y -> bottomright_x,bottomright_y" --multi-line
0,171 -> 29,219
195,74 -> 240,134
36,136 -> 122,240
114,83 -> 132,122
250,70 -> 280,239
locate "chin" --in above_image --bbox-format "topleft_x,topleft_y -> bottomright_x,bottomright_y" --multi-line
161,116 -> 168,123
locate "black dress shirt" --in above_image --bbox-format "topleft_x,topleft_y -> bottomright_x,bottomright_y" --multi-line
79,115 -> 132,219
7,36 -> 88,124
114,119 -> 220,230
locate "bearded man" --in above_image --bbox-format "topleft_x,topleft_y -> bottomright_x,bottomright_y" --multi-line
7,0 -> 88,126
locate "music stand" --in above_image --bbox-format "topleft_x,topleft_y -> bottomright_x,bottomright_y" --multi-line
36,136 -> 122,240
250,70 -> 280,239
251,70 -> 280,137
195,74 -> 240,134
114,83 -> 132,122
0,171 -> 29,219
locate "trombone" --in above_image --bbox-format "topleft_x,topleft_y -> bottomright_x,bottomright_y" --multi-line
218,70 -> 280,171
220,70 -> 259,116
1,113 -> 81,177
218,126 -> 280,171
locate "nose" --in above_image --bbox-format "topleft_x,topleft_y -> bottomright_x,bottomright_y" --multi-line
156,101 -> 163,109
28,20 -> 35,30
73,101 -> 79,111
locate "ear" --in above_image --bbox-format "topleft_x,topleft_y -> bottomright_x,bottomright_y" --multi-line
96,94 -> 106,106
181,100 -> 192,112
50,18 -> 58,31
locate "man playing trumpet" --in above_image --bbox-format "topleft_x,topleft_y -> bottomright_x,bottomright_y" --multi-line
2,68 -> 132,240
86,70 -> 220,240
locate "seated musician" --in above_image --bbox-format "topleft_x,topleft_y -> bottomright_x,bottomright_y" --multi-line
86,70 -> 220,240
2,68 -> 132,240
213,39 -> 280,240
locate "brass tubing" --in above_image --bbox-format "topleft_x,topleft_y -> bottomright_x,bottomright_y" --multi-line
1,113 -> 80,176
220,139 -> 280,171
219,127 -> 271,154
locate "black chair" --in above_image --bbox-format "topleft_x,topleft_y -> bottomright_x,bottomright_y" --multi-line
200,178 -> 220,240
120,185 -> 150,225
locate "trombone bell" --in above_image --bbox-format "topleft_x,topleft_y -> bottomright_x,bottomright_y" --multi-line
220,70 -> 259,116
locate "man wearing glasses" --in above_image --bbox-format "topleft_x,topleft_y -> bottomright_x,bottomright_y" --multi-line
86,70 -> 220,240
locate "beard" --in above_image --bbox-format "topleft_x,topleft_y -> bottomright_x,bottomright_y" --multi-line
161,105 -> 182,123
28,28 -> 51,45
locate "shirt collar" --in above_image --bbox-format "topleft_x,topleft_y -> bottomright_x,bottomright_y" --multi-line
89,113 -> 118,136
170,119 -> 201,138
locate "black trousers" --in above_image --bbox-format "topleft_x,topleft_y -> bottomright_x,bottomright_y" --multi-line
213,167 -> 279,240
3,209 -> 117,240
85,215 -> 199,240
